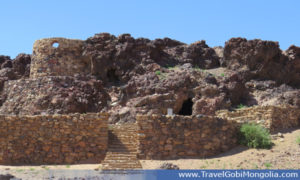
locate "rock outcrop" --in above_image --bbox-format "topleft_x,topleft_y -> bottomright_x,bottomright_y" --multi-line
0,33 -> 300,124
83,33 -> 220,84
0,76 -> 109,115
223,38 -> 300,87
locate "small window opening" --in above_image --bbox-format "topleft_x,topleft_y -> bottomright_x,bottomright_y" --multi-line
107,68 -> 120,83
178,98 -> 193,116
52,42 -> 59,48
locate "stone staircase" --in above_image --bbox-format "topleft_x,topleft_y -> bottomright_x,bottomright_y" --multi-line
101,123 -> 142,170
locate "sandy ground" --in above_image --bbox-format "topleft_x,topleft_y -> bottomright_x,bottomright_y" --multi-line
0,128 -> 299,179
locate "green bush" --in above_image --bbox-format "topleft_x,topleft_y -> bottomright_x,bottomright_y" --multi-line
155,70 -> 161,75
238,123 -> 272,149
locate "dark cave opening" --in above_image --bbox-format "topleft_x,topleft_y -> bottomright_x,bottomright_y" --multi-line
107,68 -> 120,83
178,98 -> 193,116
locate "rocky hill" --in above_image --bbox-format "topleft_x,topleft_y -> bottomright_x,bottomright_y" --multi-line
0,33 -> 299,123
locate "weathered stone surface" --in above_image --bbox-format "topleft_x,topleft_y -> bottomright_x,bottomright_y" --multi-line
0,34 -> 300,124
1,60 -> 12,69
136,115 -> 238,159
30,38 -> 90,78
83,33 -> 220,84
0,76 -> 109,115
0,55 -> 10,64
244,80 -> 300,107
216,105 -> 300,132
0,113 -> 108,165
12,53 -> 31,78
223,38 -> 300,87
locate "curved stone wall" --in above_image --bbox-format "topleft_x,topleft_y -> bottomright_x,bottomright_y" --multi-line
30,38 -> 91,78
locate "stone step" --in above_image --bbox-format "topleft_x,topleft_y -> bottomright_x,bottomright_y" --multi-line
104,155 -> 137,158
103,157 -> 138,161
109,142 -> 137,145
108,143 -> 137,147
110,130 -> 138,132
104,124 -> 141,170
108,145 -> 137,148
105,153 -> 136,156
109,137 -> 137,139
110,138 -> 137,140
108,144 -> 137,147
102,160 -> 140,164
108,143 -> 137,146
106,150 -> 136,153
109,138 -> 137,141
110,133 -> 137,136
110,132 -> 137,134
107,150 -> 137,154
107,151 -> 137,155
110,140 -> 137,142
103,158 -> 138,161
108,145 -> 137,149
104,154 -> 137,157
109,139 -> 136,141
110,129 -> 138,131
107,149 -> 137,152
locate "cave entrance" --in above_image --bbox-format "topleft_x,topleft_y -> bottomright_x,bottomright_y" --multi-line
107,68 -> 120,83
178,98 -> 193,116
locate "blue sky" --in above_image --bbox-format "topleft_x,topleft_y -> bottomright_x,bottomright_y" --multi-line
1,0 -> 300,58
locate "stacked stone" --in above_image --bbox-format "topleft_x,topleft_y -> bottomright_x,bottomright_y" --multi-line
0,113 -> 108,165
216,106 -> 273,129
271,106 -> 300,130
30,38 -> 90,78
216,105 -> 300,132
136,114 -> 237,160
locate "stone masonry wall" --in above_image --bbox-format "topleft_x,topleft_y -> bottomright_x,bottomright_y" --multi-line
136,115 -> 238,160
30,38 -> 91,78
0,113 -> 108,165
216,105 -> 300,132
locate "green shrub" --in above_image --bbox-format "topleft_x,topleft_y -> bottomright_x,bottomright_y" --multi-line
238,123 -> 272,149
237,104 -> 247,109
155,70 -> 161,75
264,162 -> 272,169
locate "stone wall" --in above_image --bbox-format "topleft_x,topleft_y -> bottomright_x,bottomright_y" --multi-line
30,38 -> 91,78
136,115 -> 238,160
0,113 -> 108,165
216,105 -> 300,132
